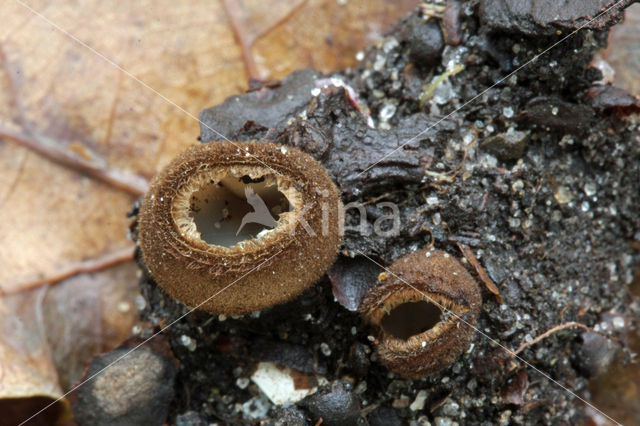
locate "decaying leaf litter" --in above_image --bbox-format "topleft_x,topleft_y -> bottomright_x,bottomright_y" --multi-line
2,0 -> 639,425
0,1 -> 414,424
129,1 -> 640,425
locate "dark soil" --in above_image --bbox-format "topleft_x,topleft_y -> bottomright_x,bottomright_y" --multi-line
130,1 -> 639,425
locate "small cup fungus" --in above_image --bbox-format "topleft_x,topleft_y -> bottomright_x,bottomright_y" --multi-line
360,249 -> 482,377
138,142 -> 342,315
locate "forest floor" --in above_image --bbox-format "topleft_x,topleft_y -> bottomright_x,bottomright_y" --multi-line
131,1 -> 640,425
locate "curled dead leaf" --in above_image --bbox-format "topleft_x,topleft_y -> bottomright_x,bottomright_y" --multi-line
0,263 -> 139,425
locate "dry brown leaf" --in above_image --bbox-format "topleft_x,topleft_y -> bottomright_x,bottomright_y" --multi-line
0,287 -> 72,425
41,262 -> 140,391
0,143 -> 137,294
0,0 -> 415,293
0,262 -> 139,425
601,3 -> 640,95
0,1 -> 416,422
228,0 -> 418,79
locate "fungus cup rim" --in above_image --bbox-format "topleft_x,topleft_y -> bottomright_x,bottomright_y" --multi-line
170,165 -> 305,255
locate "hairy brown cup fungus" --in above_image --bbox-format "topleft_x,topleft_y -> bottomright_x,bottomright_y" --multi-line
138,142 -> 342,315
360,249 -> 482,378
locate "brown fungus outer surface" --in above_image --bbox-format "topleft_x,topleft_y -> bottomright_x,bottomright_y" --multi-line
360,249 -> 482,378
138,142 -> 342,315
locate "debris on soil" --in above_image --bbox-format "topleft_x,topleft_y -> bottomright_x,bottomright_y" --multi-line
500,370 -> 530,406
302,381 -> 361,426
457,241 -> 502,302
130,0 -> 639,424
573,331 -> 621,377
327,255 -> 384,311
479,128 -> 528,161
478,0 -> 634,36
520,96 -> 596,134
250,362 -> 323,405
70,337 -> 178,426
199,69 -> 318,141
586,84 -> 640,113
403,14 -> 445,69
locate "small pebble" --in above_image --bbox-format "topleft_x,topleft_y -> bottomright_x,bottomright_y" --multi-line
320,342 -> 332,356
72,339 -> 177,426
304,381 -> 361,426
236,377 -> 250,389
242,395 -> 271,420
179,334 -> 197,352
584,183 -> 597,196
410,390 -> 428,411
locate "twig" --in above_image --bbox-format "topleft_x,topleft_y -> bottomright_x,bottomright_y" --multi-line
419,64 -> 464,109
457,242 -> 502,303
1,246 -> 136,295
423,148 -> 468,182
559,303 -> 571,321
362,189 -> 410,205
512,322 -> 591,356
